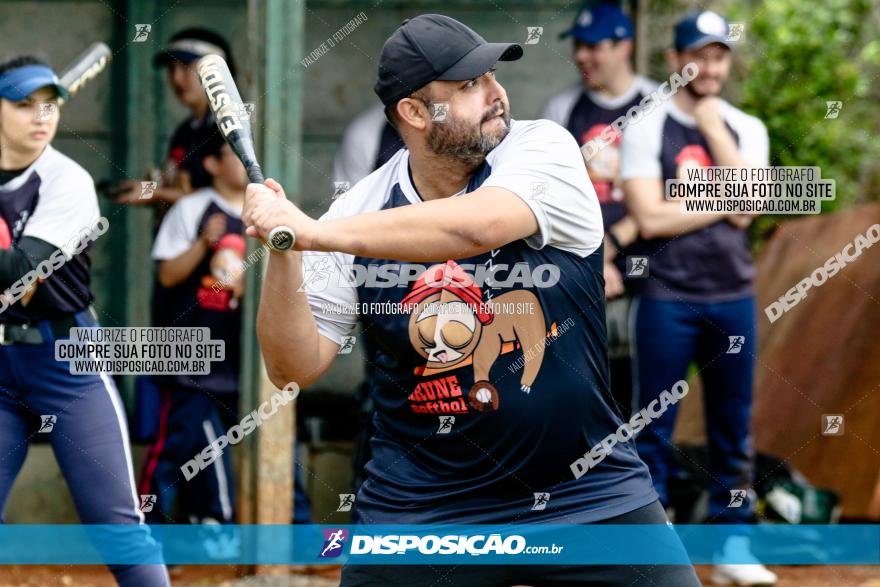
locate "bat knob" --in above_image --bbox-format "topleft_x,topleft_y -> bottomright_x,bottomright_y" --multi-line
267,226 -> 296,251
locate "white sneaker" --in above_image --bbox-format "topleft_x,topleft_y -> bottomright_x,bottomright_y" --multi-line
712,535 -> 777,585
711,563 -> 778,586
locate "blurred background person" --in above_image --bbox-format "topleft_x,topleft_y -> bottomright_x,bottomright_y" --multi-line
333,103 -> 404,188
124,28 -> 238,482
114,27 -> 236,208
139,130 -> 246,531
621,10 -> 776,586
540,1 -> 656,417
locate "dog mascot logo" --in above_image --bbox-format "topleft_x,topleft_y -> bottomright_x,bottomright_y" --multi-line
401,260 -> 552,412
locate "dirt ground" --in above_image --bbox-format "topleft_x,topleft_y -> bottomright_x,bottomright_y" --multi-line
1,565 -> 880,586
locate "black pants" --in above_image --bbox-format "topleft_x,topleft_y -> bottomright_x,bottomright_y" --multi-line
340,500 -> 700,587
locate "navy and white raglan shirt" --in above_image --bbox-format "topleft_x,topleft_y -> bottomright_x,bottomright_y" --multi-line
540,76 -> 657,232
152,188 -> 245,393
303,119 -> 658,524
620,99 -> 769,302
333,104 -> 405,186
0,145 -> 100,323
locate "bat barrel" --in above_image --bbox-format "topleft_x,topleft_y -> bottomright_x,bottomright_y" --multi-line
195,55 -> 292,251
59,42 -> 112,99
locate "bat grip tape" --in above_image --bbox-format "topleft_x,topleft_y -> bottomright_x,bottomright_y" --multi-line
246,164 -> 264,184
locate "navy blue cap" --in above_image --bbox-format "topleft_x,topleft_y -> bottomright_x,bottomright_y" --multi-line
674,10 -> 733,51
0,65 -> 68,101
375,14 -> 523,107
560,4 -> 633,44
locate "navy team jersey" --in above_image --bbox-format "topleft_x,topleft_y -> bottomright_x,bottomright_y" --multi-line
152,188 -> 245,392
0,145 -> 100,322
304,119 -> 658,524
620,99 -> 769,302
167,112 -> 216,190
540,77 -> 656,231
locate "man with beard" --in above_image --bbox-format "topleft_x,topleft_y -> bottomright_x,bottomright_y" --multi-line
245,14 -> 699,586
540,2 -> 657,418
620,10 -> 776,586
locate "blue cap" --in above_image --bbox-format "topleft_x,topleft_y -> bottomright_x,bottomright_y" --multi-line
674,10 -> 733,51
560,4 -> 633,44
0,65 -> 68,101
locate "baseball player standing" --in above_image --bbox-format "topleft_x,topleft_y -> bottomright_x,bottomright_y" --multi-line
246,15 -> 700,587
0,56 -> 168,586
620,10 -> 776,586
539,2 -> 657,416
116,28 -> 236,206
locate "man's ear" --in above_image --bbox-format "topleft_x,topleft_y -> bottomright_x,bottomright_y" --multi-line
397,97 -> 429,132
617,38 -> 634,61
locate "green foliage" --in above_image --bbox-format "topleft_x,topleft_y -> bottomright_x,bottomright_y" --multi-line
732,0 -> 880,214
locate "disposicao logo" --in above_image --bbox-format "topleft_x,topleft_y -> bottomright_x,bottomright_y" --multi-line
319,528 -> 348,558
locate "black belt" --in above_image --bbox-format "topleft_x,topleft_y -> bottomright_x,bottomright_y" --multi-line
0,314 -> 79,346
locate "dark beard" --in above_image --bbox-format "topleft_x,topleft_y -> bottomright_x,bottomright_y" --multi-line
426,106 -> 511,168
684,82 -> 710,100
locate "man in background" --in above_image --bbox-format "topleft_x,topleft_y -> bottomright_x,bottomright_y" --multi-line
139,131 -> 247,530
540,2 -> 655,416
334,103 -> 404,188
116,27 -> 236,207
621,10 -> 776,586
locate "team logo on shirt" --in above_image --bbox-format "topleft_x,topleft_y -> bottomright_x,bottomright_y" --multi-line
581,124 -> 623,204
169,146 -> 187,166
674,145 -> 714,179
198,233 -> 246,311
0,218 -> 11,250
401,260 -> 554,414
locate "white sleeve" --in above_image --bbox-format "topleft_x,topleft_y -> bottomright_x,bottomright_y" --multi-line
537,95 -> 567,126
734,115 -> 770,167
301,248 -> 359,346
333,138 -> 375,187
152,200 -> 198,260
333,108 -> 383,186
635,75 -> 660,96
537,87 -> 578,126
481,120 -> 603,257
619,111 -> 664,180
23,167 -> 100,258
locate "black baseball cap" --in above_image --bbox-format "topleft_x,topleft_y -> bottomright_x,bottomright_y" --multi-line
375,14 -> 523,107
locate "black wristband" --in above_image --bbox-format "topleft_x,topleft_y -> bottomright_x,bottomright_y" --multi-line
606,229 -> 623,253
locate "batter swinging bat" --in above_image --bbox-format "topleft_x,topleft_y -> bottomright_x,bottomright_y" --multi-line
196,54 -> 295,252
58,42 -> 112,104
